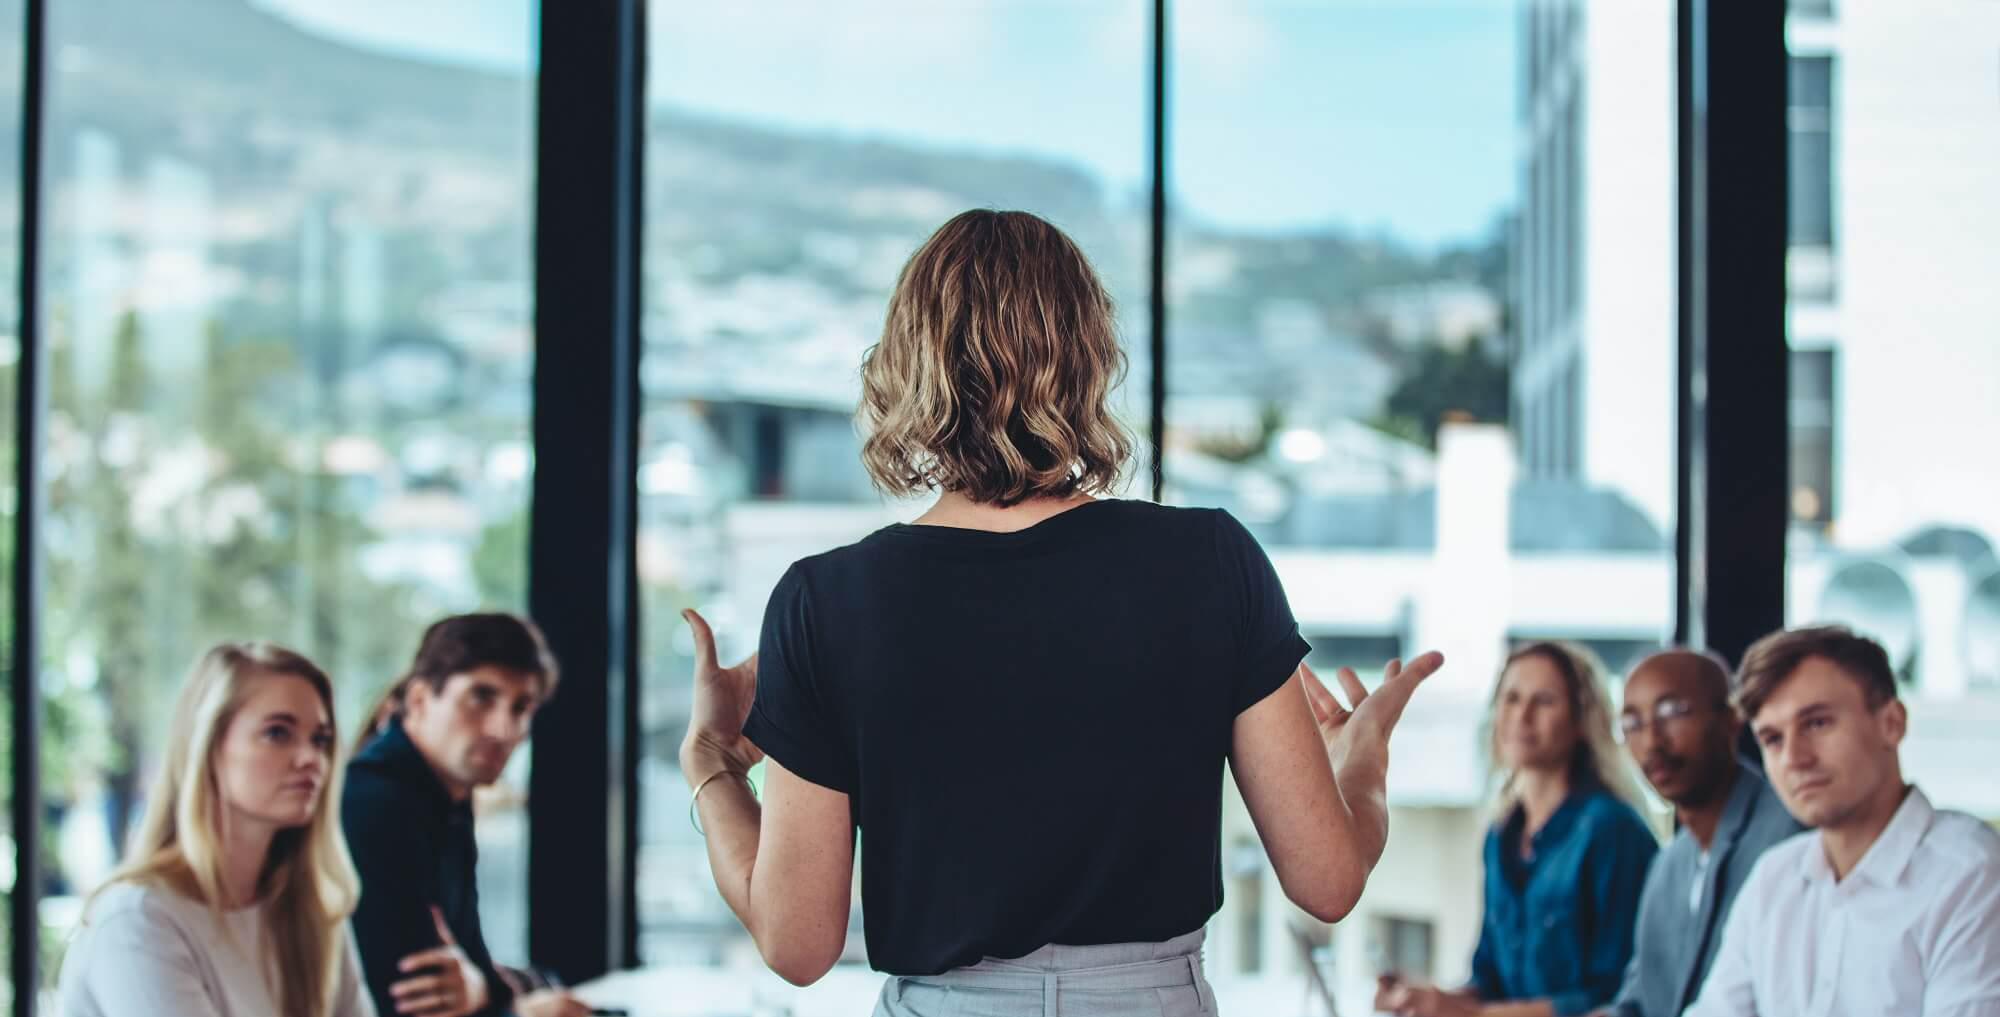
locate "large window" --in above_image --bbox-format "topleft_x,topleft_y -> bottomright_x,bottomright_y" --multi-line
634,0 -> 1148,992
1788,346 -> 1835,531
11,1 -> 1987,1012
1,0 -> 21,1004
1782,1 -> 2000,814
627,2 -> 1677,1010
34,0 -> 538,964
1787,55 -> 1835,297
1164,0 -> 1675,1001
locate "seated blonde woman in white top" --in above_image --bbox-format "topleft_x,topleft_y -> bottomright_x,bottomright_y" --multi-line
59,642 -> 375,1017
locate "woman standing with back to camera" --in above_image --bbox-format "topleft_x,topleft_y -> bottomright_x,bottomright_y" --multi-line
679,208 -> 1444,1016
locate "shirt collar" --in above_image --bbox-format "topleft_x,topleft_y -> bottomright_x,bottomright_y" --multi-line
355,715 -> 468,821
1506,778 -> 1601,854
1805,784 -> 1932,887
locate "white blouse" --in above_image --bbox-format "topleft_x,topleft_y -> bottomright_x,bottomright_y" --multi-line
58,881 -> 376,1017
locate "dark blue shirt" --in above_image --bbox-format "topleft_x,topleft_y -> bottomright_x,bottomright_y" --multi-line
1471,784 -> 1659,1016
343,717 -> 516,1017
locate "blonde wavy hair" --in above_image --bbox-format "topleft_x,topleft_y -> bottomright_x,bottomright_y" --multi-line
859,209 -> 1134,506
83,642 -> 361,1017
1486,641 -> 1650,818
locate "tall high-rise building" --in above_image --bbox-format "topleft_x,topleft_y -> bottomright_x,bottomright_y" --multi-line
1516,0 -> 2000,785
1511,0 -> 1677,533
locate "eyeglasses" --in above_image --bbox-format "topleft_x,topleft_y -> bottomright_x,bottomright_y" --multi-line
1618,697 -> 1705,736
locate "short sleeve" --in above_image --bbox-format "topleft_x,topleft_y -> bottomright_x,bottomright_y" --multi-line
1212,509 -> 1311,713
742,563 -> 858,794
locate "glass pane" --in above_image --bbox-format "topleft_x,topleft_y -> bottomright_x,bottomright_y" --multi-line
1788,347 -> 1835,531
636,0 -> 1148,1004
1789,55 -> 1833,109
37,0 -> 537,966
1788,128 -> 1834,247
1783,3 -> 2000,813
1167,0 -> 1674,1007
1788,56 -> 1835,251
0,0 -> 20,1003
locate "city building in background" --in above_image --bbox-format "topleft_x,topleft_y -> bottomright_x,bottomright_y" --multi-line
1525,0 -> 2000,822
1777,0 -> 2000,809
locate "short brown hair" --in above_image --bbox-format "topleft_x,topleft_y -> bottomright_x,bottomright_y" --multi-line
859,209 -> 1133,506
356,612 -> 559,750
1733,625 -> 1898,720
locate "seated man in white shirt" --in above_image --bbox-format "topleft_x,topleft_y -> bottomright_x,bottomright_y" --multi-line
1687,625 -> 2000,1017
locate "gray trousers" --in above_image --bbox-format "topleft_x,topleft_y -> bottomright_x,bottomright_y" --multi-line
872,930 -> 1218,1017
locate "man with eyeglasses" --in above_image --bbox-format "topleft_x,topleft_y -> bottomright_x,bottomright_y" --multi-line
1594,650 -> 1801,1017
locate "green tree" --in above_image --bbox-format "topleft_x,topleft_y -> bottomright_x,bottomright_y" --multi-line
1192,402 -> 1285,464
1374,335 -> 1510,450
32,311 -> 422,891
473,506 -> 528,609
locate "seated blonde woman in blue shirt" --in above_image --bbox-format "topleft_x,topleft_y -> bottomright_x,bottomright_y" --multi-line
1376,642 -> 1659,1017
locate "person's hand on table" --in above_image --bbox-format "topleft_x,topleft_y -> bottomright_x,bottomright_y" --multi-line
1375,973 -> 1482,1017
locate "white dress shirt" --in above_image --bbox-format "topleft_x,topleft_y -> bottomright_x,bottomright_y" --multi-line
1687,786 -> 2000,1017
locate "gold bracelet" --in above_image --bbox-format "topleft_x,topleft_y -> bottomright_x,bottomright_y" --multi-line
689,769 -> 757,836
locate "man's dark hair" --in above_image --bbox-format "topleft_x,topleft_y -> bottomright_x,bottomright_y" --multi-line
355,612 -> 558,751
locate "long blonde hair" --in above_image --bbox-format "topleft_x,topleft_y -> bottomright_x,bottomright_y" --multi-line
1486,641 -> 1649,819
86,642 -> 360,1017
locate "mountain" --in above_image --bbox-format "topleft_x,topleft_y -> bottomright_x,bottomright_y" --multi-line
1,0 -> 1507,420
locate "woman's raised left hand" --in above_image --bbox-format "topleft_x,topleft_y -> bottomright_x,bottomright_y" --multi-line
678,609 -> 763,787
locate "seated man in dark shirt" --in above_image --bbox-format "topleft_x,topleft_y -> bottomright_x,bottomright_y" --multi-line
343,613 -> 589,1017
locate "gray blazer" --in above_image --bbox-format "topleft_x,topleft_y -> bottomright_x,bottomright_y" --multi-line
1605,764 -> 1803,1017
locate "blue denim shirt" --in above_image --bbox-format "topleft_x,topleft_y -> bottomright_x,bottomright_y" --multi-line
1471,784 -> 1659,1016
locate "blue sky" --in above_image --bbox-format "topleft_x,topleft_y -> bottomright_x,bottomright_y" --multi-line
253,0 -> 1517,250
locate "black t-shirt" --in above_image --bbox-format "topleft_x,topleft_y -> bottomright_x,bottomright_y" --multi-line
741,497 -> 1310,976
